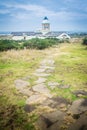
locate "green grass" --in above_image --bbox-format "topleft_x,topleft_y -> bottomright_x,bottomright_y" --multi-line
47,43 -> 87,102
0,49 -> 46,130
0,41 -> 87,129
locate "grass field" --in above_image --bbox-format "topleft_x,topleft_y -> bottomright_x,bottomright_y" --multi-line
0,40 -> 87,130
47,43 -> 87,101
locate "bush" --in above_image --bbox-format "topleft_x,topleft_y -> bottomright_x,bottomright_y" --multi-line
0,40 -> 21,51
0,38 -> 65,51
82,38 -> 87,45
23,38 -> 61,50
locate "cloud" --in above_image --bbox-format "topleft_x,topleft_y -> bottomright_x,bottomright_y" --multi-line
1,2 -> 87,22
0,2 -> 73,20
0,9 -> 10,14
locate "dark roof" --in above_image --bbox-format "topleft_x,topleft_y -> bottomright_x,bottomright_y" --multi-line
44,16 -> 48,20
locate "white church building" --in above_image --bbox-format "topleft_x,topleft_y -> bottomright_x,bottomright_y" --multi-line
12,16 -> 71,40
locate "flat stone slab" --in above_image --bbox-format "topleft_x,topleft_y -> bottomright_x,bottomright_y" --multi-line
43,110 -> 65,123
58,84 -> 70,89
39,66 -> 55,70
26,94 -> 47,104
36,110 -> 65,130
48,82 -> 59,89
41,59 -> 54,66
69,98 -> 87,115
68,113 -> 87,130
32,84 -> 52,98
14,79 -> 30,90
19,88 -> 33,97
21,76 -> 31,81
72,90 -> 87,97
42,96 -> 69,109
35,68 -> 46,73
35,78 -> 47,84
34,73 -> 50,77
47,121 -> 62,130
24,104 -> 36,113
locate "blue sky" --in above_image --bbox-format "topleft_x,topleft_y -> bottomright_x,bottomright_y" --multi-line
0,0 -> 87,32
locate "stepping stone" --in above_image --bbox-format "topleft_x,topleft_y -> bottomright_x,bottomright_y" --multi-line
34,73 -> 50,77
35,68 -> 46,73
21,76 -> 31,81
45,69 -> 54,73
26,94 -> 47,104
68,113 -> 87,130
41,59 -> 54,66
36,116 -> 48,130
24,104 -> 36,113
42,96 -> 69,109
48,82 -> 59,89
47,121 -> 63,130
19,88 -> 33,97
35,78 -> 47,84
14,79 -> 30,90
36,110 -> 65,130
72,90 -> 87,97
32,84 -> 52,98
58,84 -> 70,89
43,110 -> 65,123
69,98 -> 87,115
39,66 -> 55,70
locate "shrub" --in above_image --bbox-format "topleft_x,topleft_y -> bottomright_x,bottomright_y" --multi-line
0,40 -> 21,51
0,38 -> 65,51
23,38 -> 61,50
82,38 -> 87,45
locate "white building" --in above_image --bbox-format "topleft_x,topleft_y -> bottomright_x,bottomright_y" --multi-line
57,33 -> 70,39
42,16 -> 50,35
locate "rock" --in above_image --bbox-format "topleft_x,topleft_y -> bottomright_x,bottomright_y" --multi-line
64,115 -> 75,125
19,88 -> 33,96
35,77 -> 47,84
59,103 -> 66,108
48,82 -> 59,89
34,73 -> 50,77
72,90 -> 87,97
41,59 -> 54,66
60,107 -> 67,112
36,116 -> 48,130
47,121 -> 63,130
26,94 -> 47,104
21,76 -> 31,81
68,113 -> 87,130
39,66 -> 55,70
42,99 -> 55,107
45,69 -> 54,73
51,97 -> 69,107
35,68 -> 46,73
59,104 -> 67,112
36,110 -> 65,130
43,110 -> 65,123
69,98 -> 87,115
14,79 -> 30,90
24,104 -> 36,113
32,84 -> 52,98
58,84 -> 70,89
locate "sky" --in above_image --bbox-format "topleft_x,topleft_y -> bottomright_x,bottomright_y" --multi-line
0,0 -> 87,32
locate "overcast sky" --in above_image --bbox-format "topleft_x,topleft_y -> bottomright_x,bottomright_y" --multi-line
0,0 -> 87,32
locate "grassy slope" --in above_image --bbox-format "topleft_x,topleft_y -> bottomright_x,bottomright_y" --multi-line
0,49 -> 45,130
0,41 -> 87,129
47,43 -> 87,101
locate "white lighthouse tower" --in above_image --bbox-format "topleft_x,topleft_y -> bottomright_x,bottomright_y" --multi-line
42,16 -> 50,34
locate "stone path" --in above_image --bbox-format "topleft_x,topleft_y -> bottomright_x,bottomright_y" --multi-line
14,56 -> 87,130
